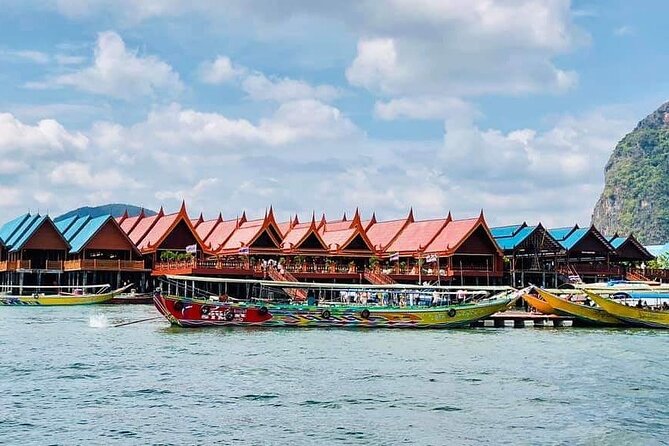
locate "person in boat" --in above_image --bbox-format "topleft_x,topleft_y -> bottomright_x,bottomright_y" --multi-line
636,299 -> 643,308
662,302 -> 669,311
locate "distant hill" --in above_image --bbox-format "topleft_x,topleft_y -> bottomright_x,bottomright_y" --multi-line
592,100 -> 669,244
55,204 -> 157,222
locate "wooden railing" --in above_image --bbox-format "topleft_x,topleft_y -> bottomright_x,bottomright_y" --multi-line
364,269 -> 396,285
4,260 -> 31,271
45,260 -> 64,270
63,259 -> 146,271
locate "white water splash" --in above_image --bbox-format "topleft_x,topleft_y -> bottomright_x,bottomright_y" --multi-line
89,314 -> 110,328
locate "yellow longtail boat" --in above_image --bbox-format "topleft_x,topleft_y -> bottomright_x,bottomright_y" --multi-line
0,284 -> 129,306
535,288 -> 625,326
584,290 -> 669,329
522,293 -> 556,315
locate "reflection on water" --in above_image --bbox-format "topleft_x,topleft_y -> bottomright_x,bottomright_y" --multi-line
0,305 -> 668,445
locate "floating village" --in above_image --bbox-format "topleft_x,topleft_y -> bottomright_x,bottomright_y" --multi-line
1,201 -> 669,329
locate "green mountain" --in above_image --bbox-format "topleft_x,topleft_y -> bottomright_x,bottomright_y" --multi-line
55,204 -> 157,222
592,101 -> 669,244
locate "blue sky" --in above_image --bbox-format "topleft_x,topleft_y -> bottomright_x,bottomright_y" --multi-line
0,0 -> 668,227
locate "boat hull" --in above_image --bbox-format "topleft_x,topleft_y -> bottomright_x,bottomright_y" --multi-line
153,294 -> 514,329
0,292 -> 115,306
522,293 -> 555,315
535,288 -> 625,326
585,290 -> 669,329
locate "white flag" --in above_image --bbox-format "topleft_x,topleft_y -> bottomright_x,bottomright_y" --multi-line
389,252 -> 400,262
425,254 -> 438,263
238,246 -> 250,255
185,244 -> 197,254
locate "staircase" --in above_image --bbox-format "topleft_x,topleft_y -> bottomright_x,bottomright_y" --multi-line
266,267 -> 308,301
364,269 -> 396,285
626,270 -> 650,282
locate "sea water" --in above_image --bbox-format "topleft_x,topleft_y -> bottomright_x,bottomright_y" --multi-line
1,305 -> 667,445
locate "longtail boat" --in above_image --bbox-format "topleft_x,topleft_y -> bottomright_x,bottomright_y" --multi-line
522,293 -> 555,315
535,288 -> 624,326
0,284 -> 130,306
153,275 -> 522,329
584,290 -> 669,329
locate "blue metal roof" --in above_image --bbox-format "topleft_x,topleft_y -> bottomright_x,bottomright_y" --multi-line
548,226 -> 578,241
67,215 -> 111,254
0,213 -> 30,245
8,215 -> 48,252
609,236 -> 626,249
55,215 -> 79,235
490,223 -> 525,239
559,228 -> 589,250
646,244 -> 669,257
494,226 -> 536,250
63,215 -> 90,241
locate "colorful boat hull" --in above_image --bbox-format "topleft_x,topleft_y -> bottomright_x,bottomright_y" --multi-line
0,292 -> 116,306
584,290 -> 669,329
522,293 -> 555,315
535,288 -> 625,326
153,293 -> 516,328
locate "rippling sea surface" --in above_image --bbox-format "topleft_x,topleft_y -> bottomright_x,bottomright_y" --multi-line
1,305 -> 668,445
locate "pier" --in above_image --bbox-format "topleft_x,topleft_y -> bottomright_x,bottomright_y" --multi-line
474,311 -> 574,328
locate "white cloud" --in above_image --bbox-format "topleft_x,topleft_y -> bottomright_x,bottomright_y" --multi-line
241,73 -> 340,102
52,31 -> 183,99
375,96 -> 476,120
92,100 -> 358,152
49,161 -> 136,190
0,112 -> 88,153
199,56 -> 245,84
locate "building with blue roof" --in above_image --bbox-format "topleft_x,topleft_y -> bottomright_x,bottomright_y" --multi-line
491,222 -> 563,287
0,212 -> 145,290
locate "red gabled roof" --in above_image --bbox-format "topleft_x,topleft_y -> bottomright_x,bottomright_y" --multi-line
423,212 -> 502,256
128,208 -> 164,245
136,202 -> 206,253
205,219 -> 239,251
365,210 -> 414,252
217,207 -> 282,253
282,218 -> 328,252
120,209 -> 145,234
137,213 -> 178,251
384,213 -> 449,255
277,214 -> 299,238
318,210 -> 374,253
195,214 -> 223,243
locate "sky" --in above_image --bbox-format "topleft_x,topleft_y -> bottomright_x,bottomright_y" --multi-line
1,0 -> 668,227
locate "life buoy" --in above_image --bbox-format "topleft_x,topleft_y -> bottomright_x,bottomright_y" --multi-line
361,309 -> 370,319
321,309 -> 331,319
201,305 -> 210,315
173,301 -> 184,312
259,306 -> 268,315
447,308 -> 456,318
224,310 -> 235,321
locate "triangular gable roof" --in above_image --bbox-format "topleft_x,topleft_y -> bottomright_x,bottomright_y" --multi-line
365,211 -> 414,252
63,215 -> 141,255
384,215 -> 451,256
318,209 -> 374,253
195,214 -> 223,243
8,215 -> 70,253
128,207 -> 165,245
490,222 -> 528,239
138,202 -> 206,253
559,225 -> 613,253
424,214 -> 502,256
218,209 -> 283,253
205,219 -> 239,252
120,209 -> 146,235
0,213 -> 31,246
610,234 -> 654,261
54,215 -> 79,235
281,219 -> 328,252
493,223 -> 562,252
548,225 -> 580,242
